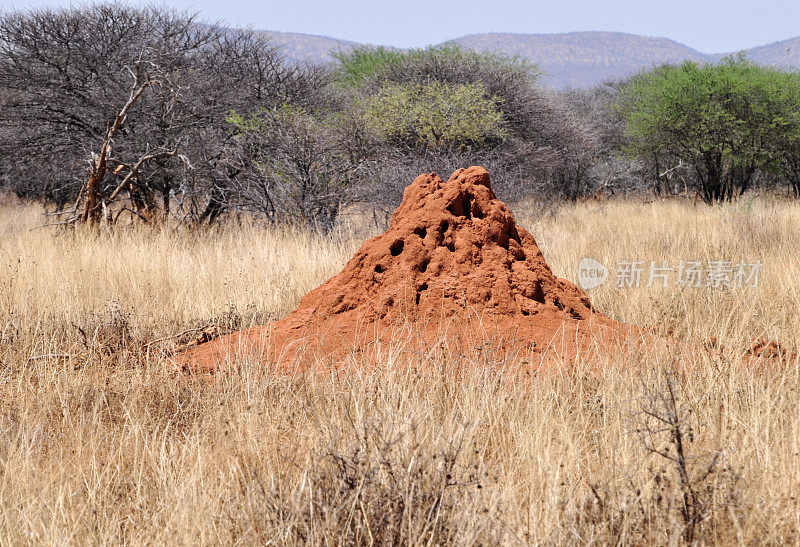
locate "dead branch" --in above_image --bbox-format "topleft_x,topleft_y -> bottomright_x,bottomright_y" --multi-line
79,57 -> 161,225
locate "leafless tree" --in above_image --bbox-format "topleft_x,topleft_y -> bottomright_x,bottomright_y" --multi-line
190,30 -> 331,225
558,83 -> 651,198
633,370 -> 740,544
0,5 -> 210,214
0,4 -> 328,226
223,100 -> 375,230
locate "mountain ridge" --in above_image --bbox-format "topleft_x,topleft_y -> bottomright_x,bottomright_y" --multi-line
264,29 -> 800,88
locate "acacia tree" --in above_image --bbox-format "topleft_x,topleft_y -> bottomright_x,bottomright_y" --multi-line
561,83 -> 651,198
191,30 -> 330,225
363,81 -> 507,150
762,72 -> 800,197
774,138 -> 800,197
0,5 -> 213,218
619,57 -> 800,202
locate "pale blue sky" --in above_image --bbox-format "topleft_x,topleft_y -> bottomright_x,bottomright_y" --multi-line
3,0 -> 799,53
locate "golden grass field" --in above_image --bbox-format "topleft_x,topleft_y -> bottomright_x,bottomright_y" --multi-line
1,197 -> 799,544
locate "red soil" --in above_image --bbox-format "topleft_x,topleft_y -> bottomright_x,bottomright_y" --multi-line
178,167 -> 634,372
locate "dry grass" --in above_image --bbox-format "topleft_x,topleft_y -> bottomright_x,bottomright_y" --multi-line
0,197 -> 799,544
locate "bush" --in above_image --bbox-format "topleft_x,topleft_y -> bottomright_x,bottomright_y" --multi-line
337,45 -> 543,141
619,56 -> 800,202
331,46 -> 406,87
225,104 -> 373,230
332,44 -> 608,205
364,81 -> 506,150
560,84 -> 648,197
0,3 -> 328,224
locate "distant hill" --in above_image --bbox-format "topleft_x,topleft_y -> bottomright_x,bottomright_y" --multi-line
740,36 -> 800,68
452,32 -> 711,87
260,30 -> 359,64
260,29 -> 800,88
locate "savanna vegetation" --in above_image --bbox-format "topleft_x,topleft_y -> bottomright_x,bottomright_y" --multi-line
1,199 -> 799,543
1,3 -> 800,545
3,4 -> 799,232
619,57 -> 800,201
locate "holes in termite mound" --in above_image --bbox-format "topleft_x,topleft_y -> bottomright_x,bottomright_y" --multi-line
415,282 -> 429,305
437,220 -> 455,251
413,226 -> 427,240
510,241 -> 526,261
501,234 -> 517,251
531,283 -> 545,304
498,224 -> 523,250
390,239 -> 404,256
374,264 -> 384,274
417,257 -> 430,273
447,192 -> 480,220
331,294 -> 356,315
447,201 -> 462,217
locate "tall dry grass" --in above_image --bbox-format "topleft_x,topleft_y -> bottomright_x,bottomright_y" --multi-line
0,197 -> 799,544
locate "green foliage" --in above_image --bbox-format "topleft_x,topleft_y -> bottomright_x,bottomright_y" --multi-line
363,81 -> 507,150
620,56 -> 800,201
332,44 -> 539,89
333,44 -> 537,152
399,43 -> 539,78
331,46 -> 406,87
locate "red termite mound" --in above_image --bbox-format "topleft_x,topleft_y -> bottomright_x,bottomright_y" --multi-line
179,167 -> 628,371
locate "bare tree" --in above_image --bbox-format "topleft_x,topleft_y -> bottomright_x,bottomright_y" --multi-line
0,4 -> 329,226
559,83 -> 651,198
0,5 -> 213,212
192,32 -> 331,225
224,102 -> 374,230
73,59 -> 183,225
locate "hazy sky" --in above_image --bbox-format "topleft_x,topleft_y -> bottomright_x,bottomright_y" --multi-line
4,0 -> 799,53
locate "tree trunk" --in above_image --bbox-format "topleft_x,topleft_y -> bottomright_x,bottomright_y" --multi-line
199,184 -> 225,225
81,160 -> 106,225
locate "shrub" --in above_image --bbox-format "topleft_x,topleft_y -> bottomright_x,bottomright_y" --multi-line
364,81 -> 506,150
0,3 -> 328,224
619,56 -> 800,202
334,44 -> 609,205
225,104 -> 373,230
331,46 -> 405,87
338,45 -> 543,141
